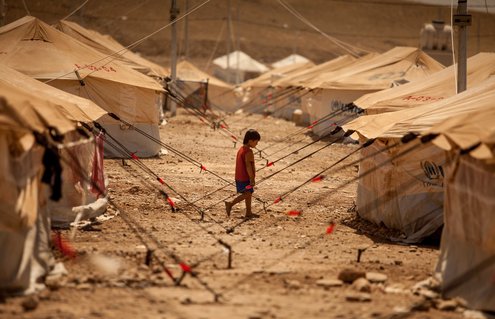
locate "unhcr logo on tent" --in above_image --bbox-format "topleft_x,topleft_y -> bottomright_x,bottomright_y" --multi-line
421,160 -> 444,187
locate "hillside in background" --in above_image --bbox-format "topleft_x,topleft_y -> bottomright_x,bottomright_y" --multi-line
4,0 -> 495,72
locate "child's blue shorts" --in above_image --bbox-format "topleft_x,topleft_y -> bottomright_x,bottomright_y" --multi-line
236,180 -> 254,193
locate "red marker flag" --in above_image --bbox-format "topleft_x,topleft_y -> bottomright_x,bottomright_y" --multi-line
52,232 -> 76,259
179,262 -> 191,273
311,175 -> 325,182
166,197 -> 176,208
287,210 -> 302,216
274,196 -> 282,204
326,222 -> 336,234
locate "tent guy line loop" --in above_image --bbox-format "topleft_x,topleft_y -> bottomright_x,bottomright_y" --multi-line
43,0 -> 212,84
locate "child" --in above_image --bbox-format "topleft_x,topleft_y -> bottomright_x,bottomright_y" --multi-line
225,129 -> 261,219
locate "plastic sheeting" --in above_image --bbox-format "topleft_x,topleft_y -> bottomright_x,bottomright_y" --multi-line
357,139 -> 445,243
437,155 -> 495,311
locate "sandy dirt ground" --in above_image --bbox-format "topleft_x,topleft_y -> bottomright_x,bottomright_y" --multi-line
0,110 -> 466,319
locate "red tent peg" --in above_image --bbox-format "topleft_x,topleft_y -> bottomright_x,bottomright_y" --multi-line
287,210 -> 302,216
220,124 -> 227,129
311,175 -> 325,182
130,152 -> 139,160
273,196 -> 282,204
326,222 -> 336,234
200,165 -> 207,171
266,161 -> 274,167
179,262 -> 192,273
157,177 -> 165,185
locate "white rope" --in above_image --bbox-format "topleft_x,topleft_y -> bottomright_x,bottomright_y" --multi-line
44,0 -> 212,84
61,0 -> 90,21
450,0 -> 457,94
204,19 -> 226,70
22,0 -> 31,15
277,0 -> 370,57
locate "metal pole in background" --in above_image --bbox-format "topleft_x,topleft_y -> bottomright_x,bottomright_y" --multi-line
183,0 -> 189,60
226,0 -> 231,83
169,0 -> 179,116
0,0 -> 6,26
453,0 -> 471,93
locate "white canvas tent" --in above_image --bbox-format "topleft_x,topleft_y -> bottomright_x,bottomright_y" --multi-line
303,47 -> 444,136
343,77 -> 495,243
425,102 -> 495,311
55,20 -> 168,78
0,16 -> 164,157
0,77 -> 78,295
271,54 -> 312,69
213,50 -> 269,84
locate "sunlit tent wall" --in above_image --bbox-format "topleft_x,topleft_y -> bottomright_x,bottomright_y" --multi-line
213,50 -> 270,84
0,16 -> 164,158
304,47 -> 444,137
263,54 -> 360,126
176,60 -> 236,113
0,65 -> 109,228
426,106 -> 495,311
0,80 -> 76,295
237,61 -> 315,119
343,77 -> 495,243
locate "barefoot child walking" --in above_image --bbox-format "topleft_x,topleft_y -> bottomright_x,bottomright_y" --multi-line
225,129 -> 261,219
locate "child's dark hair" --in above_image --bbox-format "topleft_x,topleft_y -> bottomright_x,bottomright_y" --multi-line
243,129 -> 261,144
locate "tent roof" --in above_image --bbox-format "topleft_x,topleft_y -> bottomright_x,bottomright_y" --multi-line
213,50 -> 269,73
177,60 -> 232,88
343,77 -> 495,149
308,47 -> 444,90
240,61 -> 315,88
0,64 -> 107,123
271,54 -> 312,69
354,52 -> 495,114
272,54 -> 371,87
0,16 -> 163,91
56,20 -> 168,78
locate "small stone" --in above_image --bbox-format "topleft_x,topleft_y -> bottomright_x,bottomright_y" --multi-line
394,260 -> 403,266
316,279 -> 343,288
393,306 -> 410,314
352,278 -> 371,293
345,292 -> 371,302
76,283 -> 92,290
463,310 -> 489,319
338,269 -> 365,283
45,274 -> 66,290
416,288 -> 439,299
410,297 -> 432,311
21,296 -> 39,311
436,299 -> 458,311
366,272 -> 388,283
284,279 -> 301,289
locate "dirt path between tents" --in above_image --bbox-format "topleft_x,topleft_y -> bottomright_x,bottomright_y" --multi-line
0,110 -> 464,319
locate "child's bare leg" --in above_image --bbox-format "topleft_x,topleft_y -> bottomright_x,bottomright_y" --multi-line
225,192 -> 249,217
244,192 -> 253,217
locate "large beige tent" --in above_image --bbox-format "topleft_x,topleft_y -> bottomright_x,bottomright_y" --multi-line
343,77 -> 495,243
0,76 -> 78,295
213,50 -> 270,84
304,47 -> 444,136
55,20 -> 168,78
354,52 -> 495,114
0,16 -> 164,157
0,65 -> 109,228
176,60 -> 236,113
425,105 -> 495,311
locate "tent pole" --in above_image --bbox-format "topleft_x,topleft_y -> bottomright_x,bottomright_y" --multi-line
454,0 -> 471,93
169,0 -> 179,116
